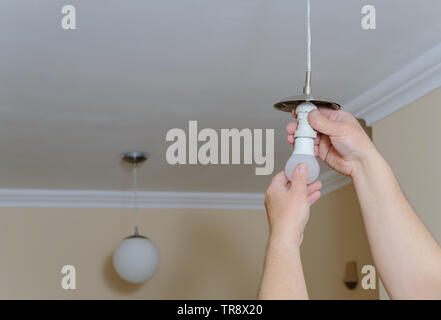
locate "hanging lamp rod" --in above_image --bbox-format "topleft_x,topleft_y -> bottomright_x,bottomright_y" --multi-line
273,0 -> 341,112
122,151 -> 148,238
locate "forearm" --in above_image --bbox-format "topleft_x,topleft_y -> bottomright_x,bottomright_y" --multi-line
352,148 -> 441,299
258,235 -> 308,300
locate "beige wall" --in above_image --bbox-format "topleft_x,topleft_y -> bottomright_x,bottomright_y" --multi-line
0,182 -> 377,299
302,184 -> 377,299
0,208 -> 268,299
372,87 -> 441,299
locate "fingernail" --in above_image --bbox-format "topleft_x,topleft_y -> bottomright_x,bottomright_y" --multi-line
297,163 -> 308,175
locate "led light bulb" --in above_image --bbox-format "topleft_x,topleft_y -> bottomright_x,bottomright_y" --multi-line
285,102 -> 320,184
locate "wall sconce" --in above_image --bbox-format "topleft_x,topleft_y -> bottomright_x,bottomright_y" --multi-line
343,261 -> 358,290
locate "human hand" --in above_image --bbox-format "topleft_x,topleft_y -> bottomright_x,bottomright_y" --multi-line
286,108 -> 376,179
265,164 -> 322,246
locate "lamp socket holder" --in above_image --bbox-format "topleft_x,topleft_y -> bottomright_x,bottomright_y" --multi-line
294,102 -> 317,139
122,152 -> 148,164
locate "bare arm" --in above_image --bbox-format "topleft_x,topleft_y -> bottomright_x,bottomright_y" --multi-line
286,109 -> 441,299
258,165 -> 321,299
352,146 -> 441,299
259,235 -> 308,300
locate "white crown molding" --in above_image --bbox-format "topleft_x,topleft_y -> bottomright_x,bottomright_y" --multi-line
2,43 -> 440,210
0,189 -> 266,210
0,173 -> 350,210
345,42 -> 441,126
320,170 -> 352,196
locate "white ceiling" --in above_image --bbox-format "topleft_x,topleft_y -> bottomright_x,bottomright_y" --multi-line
1,0 -> 441,193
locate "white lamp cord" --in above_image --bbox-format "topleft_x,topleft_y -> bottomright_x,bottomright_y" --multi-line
303,0 -> 312,96
306,0 -> 311,72
133,163 -> 139,235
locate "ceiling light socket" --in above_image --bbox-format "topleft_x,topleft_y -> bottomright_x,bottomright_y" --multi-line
122,152 -> 148,164
294,102 -> 317,140
274,72 -> 341,112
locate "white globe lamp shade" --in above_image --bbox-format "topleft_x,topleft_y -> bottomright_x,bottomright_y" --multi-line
112,235 -> 160,284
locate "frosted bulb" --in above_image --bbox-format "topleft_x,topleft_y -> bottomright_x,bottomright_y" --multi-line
113,236 -> 160,284
285,153 -> 320,184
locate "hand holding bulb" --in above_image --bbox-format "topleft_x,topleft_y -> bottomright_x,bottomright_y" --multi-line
264,165 -> 322,245
286,107 -> 376,179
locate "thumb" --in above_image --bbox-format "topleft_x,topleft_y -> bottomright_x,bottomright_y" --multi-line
309,110 -> 341,136
290,163 -> 308,195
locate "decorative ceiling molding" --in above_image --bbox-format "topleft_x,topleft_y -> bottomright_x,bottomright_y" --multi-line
345,42 -> 441,126
320,170 -> 352,196
0,189 -> 266,210
0,172 -> 351,210
2,43 -> 440,210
